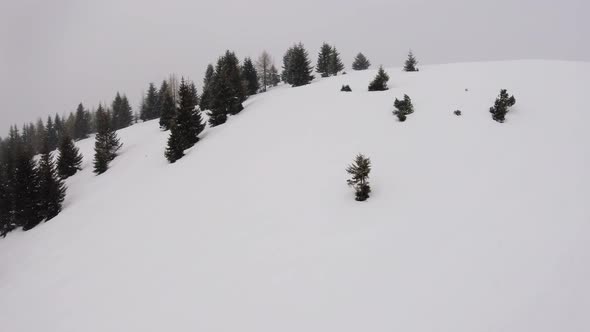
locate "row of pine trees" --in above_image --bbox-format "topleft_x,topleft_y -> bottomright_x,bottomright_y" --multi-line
0,44 -> 420,237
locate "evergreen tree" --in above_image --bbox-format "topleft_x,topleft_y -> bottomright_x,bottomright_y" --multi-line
57,134 -> 83,179
159,82 -> 176,130
111,93 -> 133,130
352,52 -> 371,70
46,116 -> 58,151
393,94 -> 414,121
316,43 -> 332,78
208,51 -> 246,126
368,66 -> 390,91
54,113 -> 64,142
14,143 -> 40,231
403,50 -> 419,72
74,103 -> 90,140
37,136 -> 66,223
286,43 -> 314,87
269,65 -> 280,86
140,83 -> 160,121
242,57 -> 260,96
93,105 -> 122,174
328,46 -> 344,76
0,148 -> 10,237
165,78 -> 205,162
34,119 -> 45,153
65,112 -> 76,138
199,64 -> 215,110
489,89 -> 516,123
346,154 -> 372,201
281,47 -> 295,84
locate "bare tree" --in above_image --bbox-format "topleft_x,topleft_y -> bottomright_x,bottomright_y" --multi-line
256,51 -> 272,92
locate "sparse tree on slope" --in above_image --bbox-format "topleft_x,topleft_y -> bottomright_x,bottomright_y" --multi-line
37,135 -> 66,223
352,52 -> 371,70
393,94 -> 414,122
368,66 -> 390,91
489,89 -> 516,123
256,51 -> 272,92
269,65 -> 280,86
346,154 -> 372,201
403,50 -> 419,72
93,105 -> 122,175
57,134 -> 83,179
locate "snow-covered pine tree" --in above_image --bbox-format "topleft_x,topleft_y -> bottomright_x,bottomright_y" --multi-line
352,52 -> 371,70
56,133 -> 83,179
368,66 -> 390,91
242,57 -> 260,96
93,105 -> 122,174
346,154 -> 372,201
316,43 -> 332,78
37,135 -> 66,223
489,89 -> 516,123
403,50 -> 419,72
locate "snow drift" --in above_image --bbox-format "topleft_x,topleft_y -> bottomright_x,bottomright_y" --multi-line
1,60 -> 589,332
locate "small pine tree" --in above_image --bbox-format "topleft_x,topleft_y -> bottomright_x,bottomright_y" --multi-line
159,83 -> 176,130
346,154 -> 372,201
393,94 -> 414,121
93,105 -> 122,175
368,66 -> 390,91
242,57 -> 260,96
37,137 -> 66,223
341,85 -> 352,92
56,134 -> 83,179
403,50 -> 419,72
352,53 -> 371,70
328,46 -> 344,76
489,89 -> 516,123
316,43 -> 332,78
165,120 -> 185,163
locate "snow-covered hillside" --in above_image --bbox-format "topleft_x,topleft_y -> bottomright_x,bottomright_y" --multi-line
1,60 -> 589,332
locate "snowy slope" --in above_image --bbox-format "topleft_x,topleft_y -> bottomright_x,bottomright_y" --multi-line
1,60 -> 589,332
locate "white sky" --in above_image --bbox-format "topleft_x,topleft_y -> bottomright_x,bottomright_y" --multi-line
0,0 -> 588,134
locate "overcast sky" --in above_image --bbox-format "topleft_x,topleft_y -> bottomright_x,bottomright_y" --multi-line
1,0 -> 588,135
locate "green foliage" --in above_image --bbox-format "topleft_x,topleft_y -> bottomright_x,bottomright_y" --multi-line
352,52 -> 371,70
489,89 -> 516,123
242,57 -> 260,96
208,50 -> 246,126
316,43 -> 332,77
346,154 -> 372,201
158,81 -> 176,130
283,43 -> 314,87
74,103 -> 90,140
403,50 -> 419,72
368,66 -> 390,91
111,93 -> 133,130
57,134 -> 83,179
140,83 -> 160,121
393,94 -> 414,122
93,105 -> 122,175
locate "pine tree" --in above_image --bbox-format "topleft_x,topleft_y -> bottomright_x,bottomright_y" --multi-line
74,103 -> 90,140
346,154 -> 372,201
57,134 -> 83,179
111,93 -> 133,130
140,83 -> 160,121
269,65 -> 280,86
165,78 -> 205,163
281,47 -> 295,84
93,105 -> 122,174
0,149 -> 10,237
14,143 -> 40,231
54,113 -> 64,142
489,89 -> 516,123
37,136 -> 66,223
286,43 -> 314,87
242,57 -> 260,96
46,116 -> 58,151
403,50 -> 419,72
208,51 -> 246,126
368,66 -> 390,91
199,64 -> 215,110
393,94 -> 414,121
328,46 -> 344,76
352,52 -> 371,70
159,81 -> 176,130
316,43 -> 332,78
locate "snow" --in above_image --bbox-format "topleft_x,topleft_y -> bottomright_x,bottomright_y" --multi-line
1,60 -> 589,332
